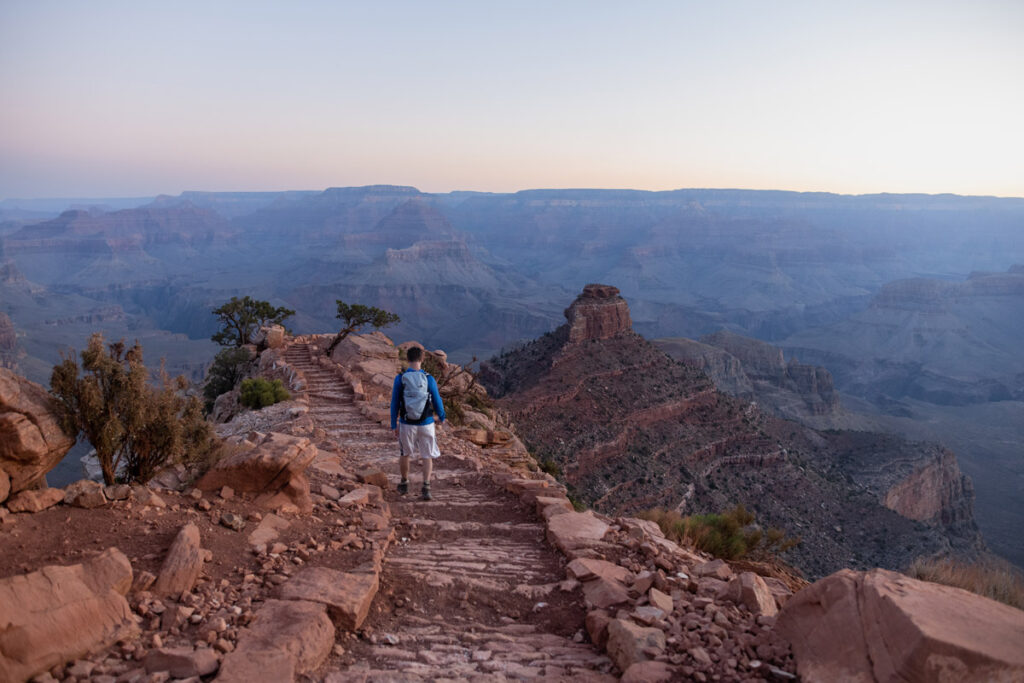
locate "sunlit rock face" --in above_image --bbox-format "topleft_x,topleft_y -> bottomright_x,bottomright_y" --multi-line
564,284 -> 633,343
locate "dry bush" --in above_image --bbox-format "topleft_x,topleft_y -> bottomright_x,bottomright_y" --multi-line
639,505 -> 800,561
908,555 -> 1024,610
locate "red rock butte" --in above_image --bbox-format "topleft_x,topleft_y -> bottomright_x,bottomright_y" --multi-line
564,284 -> 633,343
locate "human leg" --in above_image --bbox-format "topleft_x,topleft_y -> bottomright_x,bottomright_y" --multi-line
398,455 -> 410,494
398,425 -> 415,495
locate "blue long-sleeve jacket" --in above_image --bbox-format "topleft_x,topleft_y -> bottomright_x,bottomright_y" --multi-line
390,369 -> 445,429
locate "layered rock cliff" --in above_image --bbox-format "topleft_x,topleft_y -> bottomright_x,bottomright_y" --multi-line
484,285 -> 983,577
564,284 -> 633,343
656,330 -> 840,421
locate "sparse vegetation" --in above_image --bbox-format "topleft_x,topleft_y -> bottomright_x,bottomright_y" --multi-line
908,556 -> 1024,610
211,296 -> 295,347
421,353 -> 493,427
50,333 -> 219,485
239,378 -> 290,409
539,459 -> 562,477
639,504 -> 800,561
202,347 -> 253,412
327,301 -> 400,354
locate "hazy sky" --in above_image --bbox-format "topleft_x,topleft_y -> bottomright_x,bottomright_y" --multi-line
2,1 -> 1022,199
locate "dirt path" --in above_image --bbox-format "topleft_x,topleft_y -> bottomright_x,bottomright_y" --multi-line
283,344 -> 615,681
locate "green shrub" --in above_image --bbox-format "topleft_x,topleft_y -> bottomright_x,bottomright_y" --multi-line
539,459 -> 562,477
203,347 -> 253,412
638,504 -> 800,561
50,333 -> 220,484
240,378 -> 290,409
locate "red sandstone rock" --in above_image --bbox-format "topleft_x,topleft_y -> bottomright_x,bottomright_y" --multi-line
621,660 -> 677,682
564,284 -> 633,343
775,568 -> 1024,683
144,647 -> 219,678
6,487 -> 64,513
0,368 -> 74,493
153,523 -> 204,598
586,610 -> 613,649
606,618 -> 667,672
197,431 -> 316,513
545,510 -> 610,554
0,548 -> 137,682
727,572 -> 778,617
277,567 -> 379,630
567,557 -> 632,584
247,512 -> 290,549
64,479 -> 107,508
695,559 -> 733,581
222,599 -> 333,677
582,577 -> 632,609
0,467 -> 9,504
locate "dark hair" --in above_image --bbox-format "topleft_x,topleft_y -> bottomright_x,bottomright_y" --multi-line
406,346 -> 423,363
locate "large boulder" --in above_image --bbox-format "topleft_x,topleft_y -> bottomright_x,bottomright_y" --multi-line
218,599 -> 333,680
0,368 -> 75,494
277,567 -> 379,630
197,432 -> 317,514
0,548 -> 137,682
775,568 -> 1024,683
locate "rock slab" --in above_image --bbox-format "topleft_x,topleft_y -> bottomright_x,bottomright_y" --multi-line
278,566 -> 379,630
0,548 -> 137,682
0,368 -> 74,493
153,522 -> 204,597
775,568 -> 1024,683
219,599 -> 333,679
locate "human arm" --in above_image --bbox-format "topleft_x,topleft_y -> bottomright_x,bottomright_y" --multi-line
390,374 -> 402,430
428,375 -> 445,423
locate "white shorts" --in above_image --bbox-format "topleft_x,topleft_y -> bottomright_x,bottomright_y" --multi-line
399,422 -> 441,460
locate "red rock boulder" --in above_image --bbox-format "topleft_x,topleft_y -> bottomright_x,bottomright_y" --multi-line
0,368 -> 75,495
0,548 -> 137,682
775,567 -> 1024,682
197,432 -> 316,514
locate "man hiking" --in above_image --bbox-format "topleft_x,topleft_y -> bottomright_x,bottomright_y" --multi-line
390,345 -> 445,501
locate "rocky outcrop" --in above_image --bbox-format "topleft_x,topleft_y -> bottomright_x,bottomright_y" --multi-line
0,548 -> 137,682
818,432 -> 980,545
197,431 -> 317,514
695,330 -> 840,418
486,286 -> 982,578
565,284 -> 633,343
654,337 -> 754,396
0,368 -> 75,493
775,568 -> 1024,682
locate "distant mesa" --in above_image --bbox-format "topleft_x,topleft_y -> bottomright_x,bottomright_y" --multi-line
564,284 -> 633,343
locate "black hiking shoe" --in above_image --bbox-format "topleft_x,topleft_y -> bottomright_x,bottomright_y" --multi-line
397,479 -> 409,495
421,483 -> 432,501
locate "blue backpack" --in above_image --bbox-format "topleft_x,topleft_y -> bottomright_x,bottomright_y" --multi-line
400,370 -> 433,424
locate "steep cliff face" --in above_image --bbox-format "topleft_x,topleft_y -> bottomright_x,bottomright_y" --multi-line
484,285 -> 984,578
655,331 -> 840,422
564,284 -> 632,343
813,431 -> 980,546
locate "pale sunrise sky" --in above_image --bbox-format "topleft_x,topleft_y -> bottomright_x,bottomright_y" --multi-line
1,0 -> 1022,199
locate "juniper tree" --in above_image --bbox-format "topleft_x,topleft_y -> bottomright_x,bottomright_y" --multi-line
211,296 -> 295,347
326,301 -> 400,354
50,333 -> 218,484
